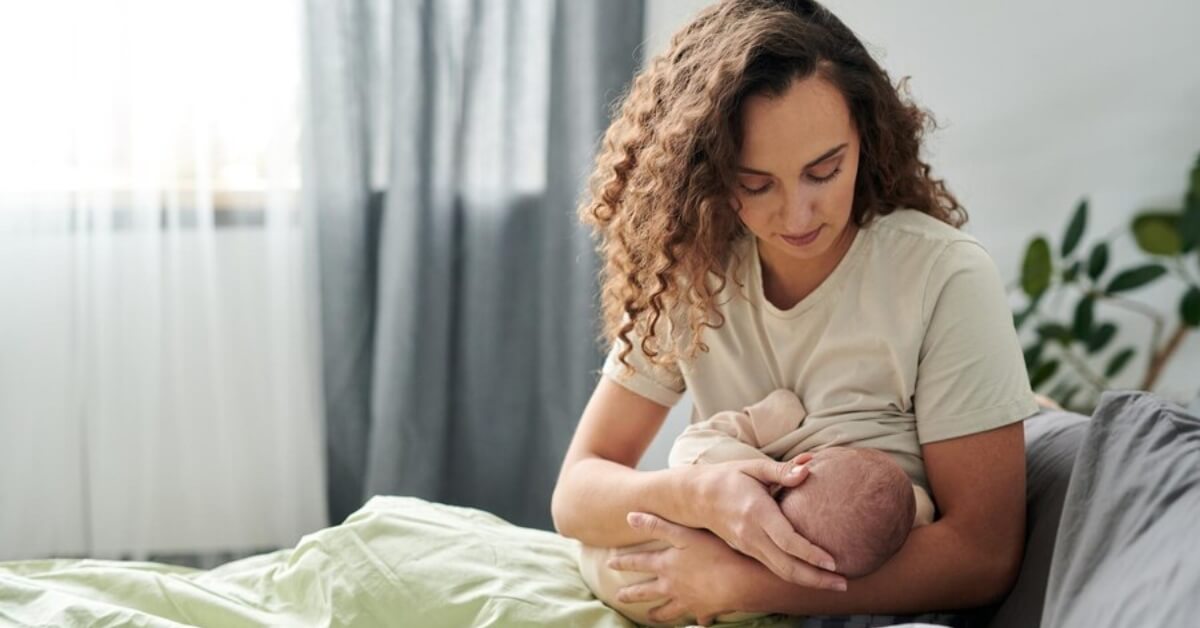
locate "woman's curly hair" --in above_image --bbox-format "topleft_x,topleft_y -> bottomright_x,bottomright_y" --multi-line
581,0 -> 965,371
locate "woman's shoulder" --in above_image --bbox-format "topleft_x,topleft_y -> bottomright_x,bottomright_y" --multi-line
864,209 -> 994,270
866,208 -> 977,247
861,210 -> 1005,312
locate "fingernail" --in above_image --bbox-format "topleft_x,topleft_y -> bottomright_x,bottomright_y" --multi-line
788,464 -> 806,476
831,581 -> 847,592
822,560 -> 837,571
627,513 -> 645,527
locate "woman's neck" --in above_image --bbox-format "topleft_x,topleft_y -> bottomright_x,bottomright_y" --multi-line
759,223 -> 859,310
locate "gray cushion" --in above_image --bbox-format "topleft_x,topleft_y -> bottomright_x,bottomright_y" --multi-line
1040,391 -> 1200,627
985,409 -> 1090,628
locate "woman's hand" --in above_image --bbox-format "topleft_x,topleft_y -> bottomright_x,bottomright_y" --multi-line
686,453 -> 847,590
608,513 -> 760,625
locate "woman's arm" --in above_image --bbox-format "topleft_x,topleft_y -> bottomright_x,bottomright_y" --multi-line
551,376 -> 699,547
552,377 -> 844,589
732,421 -> 1026,614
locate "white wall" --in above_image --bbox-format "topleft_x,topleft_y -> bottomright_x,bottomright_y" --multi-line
640,0 -> 1200,468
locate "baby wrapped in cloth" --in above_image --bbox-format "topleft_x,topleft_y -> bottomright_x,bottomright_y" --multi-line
578,389 -> 936,626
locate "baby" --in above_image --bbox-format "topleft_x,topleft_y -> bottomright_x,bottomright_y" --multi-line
578,389 -> 935,626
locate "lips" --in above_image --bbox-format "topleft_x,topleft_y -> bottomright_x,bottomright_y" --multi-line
781,226 -> 822,246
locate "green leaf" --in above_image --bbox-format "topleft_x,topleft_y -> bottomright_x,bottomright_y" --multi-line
1180,153 -> 1200,253
1062,198 -> 1088,257
1106,264 -> 1167,294
1182,204 -> 1200,253
1186,153 -> 1200,250
1132,212 -> 1182,256
1182,286 -> 1200,328
1036,322 -> 1073,345
1105,347 -> 1136,379
1048,381 -> 1072,401
1187,152 -> 1200,210
1022,237 -> 1053,298
1030,358 -> 1060,390
1087,242 -> 1109,280
1024,342 -> 1044,371
1086,322 -> 1116,354
1072,296 -> 1094,339
1062,261 -> 1081,283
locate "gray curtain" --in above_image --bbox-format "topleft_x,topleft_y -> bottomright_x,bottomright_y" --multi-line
303,0 -> 644,528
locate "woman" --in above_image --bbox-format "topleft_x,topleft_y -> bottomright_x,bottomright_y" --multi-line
551,0 -> 1040,625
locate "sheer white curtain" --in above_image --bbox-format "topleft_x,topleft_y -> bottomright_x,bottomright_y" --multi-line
0,0 -> 327,560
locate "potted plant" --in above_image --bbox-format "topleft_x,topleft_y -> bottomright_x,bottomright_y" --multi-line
1012,152 -> 1200,413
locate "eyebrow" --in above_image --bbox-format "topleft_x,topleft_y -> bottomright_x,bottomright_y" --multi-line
738,142 -> 848,176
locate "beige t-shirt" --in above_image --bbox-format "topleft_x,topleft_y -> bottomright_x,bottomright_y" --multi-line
602,209 -> 1040,494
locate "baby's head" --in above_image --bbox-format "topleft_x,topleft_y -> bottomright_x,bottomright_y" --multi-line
777,447 -> 914,578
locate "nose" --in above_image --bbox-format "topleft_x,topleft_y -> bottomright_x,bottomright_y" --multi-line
779,183 -> 817,231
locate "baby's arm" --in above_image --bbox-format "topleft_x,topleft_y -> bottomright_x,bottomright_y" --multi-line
668,391 -> 807,466
668,412 -> 778,466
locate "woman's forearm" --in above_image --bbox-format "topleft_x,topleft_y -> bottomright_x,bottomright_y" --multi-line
551,456 -> 703,547
737,518 -> 1020,615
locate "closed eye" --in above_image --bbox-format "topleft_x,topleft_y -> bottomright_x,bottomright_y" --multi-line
739,181 -> 773,195
805,167 -> 842,184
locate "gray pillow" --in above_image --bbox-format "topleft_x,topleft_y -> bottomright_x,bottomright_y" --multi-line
1040,391 -> 1200,627
985,408 -> 1090,628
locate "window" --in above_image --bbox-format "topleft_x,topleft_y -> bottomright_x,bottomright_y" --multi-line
0,0 -> 302,222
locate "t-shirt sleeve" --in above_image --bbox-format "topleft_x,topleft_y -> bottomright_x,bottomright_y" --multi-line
601,329 -> 686,409
914,240 -> 1040,444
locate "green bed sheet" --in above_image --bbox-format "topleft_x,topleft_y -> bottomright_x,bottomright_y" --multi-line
0,496 -> 800,627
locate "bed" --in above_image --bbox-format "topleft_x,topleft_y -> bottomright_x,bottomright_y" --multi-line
1,391 -> 1195,627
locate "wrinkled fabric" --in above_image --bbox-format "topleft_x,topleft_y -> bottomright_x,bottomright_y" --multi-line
1041,392 -> 1200,627
0,496 -> 982,627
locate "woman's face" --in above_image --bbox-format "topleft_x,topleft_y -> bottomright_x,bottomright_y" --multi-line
733,75 -> 860,272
